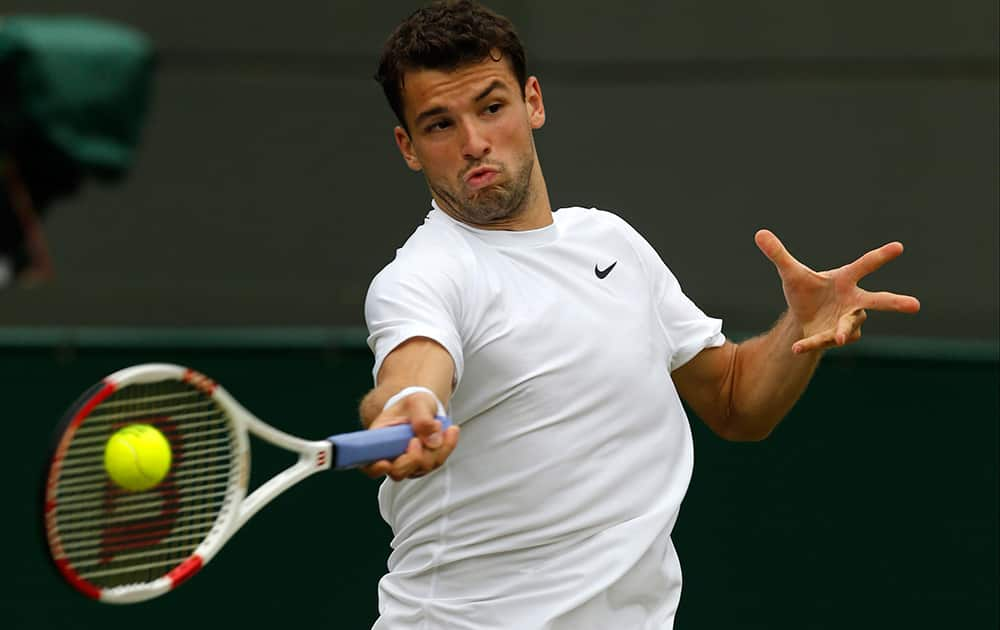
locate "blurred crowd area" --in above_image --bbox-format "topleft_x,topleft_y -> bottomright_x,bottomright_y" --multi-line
0,15 -> 154,288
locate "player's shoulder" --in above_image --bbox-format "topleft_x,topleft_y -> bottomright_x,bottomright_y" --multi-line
401,209 -> 467,248
368,211 -> 476,292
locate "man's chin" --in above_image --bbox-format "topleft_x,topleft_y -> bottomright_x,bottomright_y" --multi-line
466,182 -> 503,199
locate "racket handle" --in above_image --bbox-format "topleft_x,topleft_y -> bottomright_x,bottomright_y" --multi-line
328,415 -> 452,469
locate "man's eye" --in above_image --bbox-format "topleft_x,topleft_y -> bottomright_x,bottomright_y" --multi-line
427,120 -> 452,132
485,103 -> 503,114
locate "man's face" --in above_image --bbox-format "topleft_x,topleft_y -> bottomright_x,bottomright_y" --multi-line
394,56 -> 546,227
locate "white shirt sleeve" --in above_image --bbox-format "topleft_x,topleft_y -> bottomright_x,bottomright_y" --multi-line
364,252 -> 466,386
617,217 -> 725,371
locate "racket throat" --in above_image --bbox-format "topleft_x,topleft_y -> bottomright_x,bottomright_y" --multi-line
234,442 -> 332,533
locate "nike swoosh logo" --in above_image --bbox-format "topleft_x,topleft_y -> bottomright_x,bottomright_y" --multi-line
595,261 -> 617,279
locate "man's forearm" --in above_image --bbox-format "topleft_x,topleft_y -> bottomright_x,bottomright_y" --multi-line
357,337 -> 455,429
728,312 -> 823,440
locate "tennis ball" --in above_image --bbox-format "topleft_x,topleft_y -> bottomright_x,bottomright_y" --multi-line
104,424 -> 172,491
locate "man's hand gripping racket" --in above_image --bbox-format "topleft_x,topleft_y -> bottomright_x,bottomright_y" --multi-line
42,363 -> 451,604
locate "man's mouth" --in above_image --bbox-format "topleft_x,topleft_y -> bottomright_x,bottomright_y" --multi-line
464,167 -> 500,190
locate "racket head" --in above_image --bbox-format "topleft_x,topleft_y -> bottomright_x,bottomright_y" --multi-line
43,364 -> 249,604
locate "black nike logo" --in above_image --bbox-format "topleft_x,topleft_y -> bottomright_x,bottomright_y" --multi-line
595,261 -> 617,279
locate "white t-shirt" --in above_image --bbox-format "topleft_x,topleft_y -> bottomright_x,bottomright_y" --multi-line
365,202 -> 725,630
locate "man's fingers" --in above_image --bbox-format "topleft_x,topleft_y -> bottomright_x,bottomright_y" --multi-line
361,438 -> 425,481
362,413 -> 460,481
385,426 -> 461,481
410,415 -> 444,449
442,425 -> 460,449
361,459 -> 392,479
399,438 -> 429,479
844,241 -> 904,281
436,425 -> 460,464
835,309 -> 866,345
861,290 -> 921,313
793,324 -> 849,354
755,229 -> 806,276
793,310 -> 868,353
792,329 -> 835,354
411,436 -> 439,475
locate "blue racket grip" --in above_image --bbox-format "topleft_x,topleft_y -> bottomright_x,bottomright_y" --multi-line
328,415 -> 452,469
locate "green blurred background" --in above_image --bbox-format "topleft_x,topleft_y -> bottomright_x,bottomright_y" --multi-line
0,0 -> 996,628
0,0 -> 995,336
3,332 -> 996,628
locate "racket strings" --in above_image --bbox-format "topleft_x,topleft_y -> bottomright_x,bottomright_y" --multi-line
56,464 -> 233,507
67,419 -> 229,451
55,488 -> 231,524
49,379 -> 240,589
58,511 -> 226,545
57,438 -> 233,475
74,405 -> 224,432
69,531 -> 215,568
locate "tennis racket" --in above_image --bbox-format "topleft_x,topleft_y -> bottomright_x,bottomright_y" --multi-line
42,363 -> 450,604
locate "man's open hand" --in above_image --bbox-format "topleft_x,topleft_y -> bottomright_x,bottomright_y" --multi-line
755,229 -> 921,354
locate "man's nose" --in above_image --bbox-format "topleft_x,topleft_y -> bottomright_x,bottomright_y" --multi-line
460,121 -> 491,160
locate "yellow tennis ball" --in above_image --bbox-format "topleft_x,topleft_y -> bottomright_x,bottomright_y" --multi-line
104,424 -> 172,491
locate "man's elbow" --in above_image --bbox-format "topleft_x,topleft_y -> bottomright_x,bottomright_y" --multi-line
722,426 -> 773,442
712,413 -> 775,442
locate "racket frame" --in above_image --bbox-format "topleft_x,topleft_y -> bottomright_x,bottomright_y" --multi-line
45,363 -> 333,604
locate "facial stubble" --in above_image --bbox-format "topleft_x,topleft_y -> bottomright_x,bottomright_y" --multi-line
428,142 -> 536,228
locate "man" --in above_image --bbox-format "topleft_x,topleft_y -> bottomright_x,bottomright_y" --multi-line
0,156 -> 54,287
359,2 -> 920,628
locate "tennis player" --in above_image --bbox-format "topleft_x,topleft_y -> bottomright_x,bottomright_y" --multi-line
359,2 -> 920,628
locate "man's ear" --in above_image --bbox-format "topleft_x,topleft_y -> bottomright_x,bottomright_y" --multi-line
394,126 -> 423,172
524,76 -> 545,130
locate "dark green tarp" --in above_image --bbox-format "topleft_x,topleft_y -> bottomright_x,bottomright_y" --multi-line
0,15 -> 155,178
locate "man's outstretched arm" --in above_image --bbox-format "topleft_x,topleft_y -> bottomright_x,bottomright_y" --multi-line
673,230 -> 920,441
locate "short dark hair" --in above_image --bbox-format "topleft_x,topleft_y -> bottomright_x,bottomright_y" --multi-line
375,0 -> 528,131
